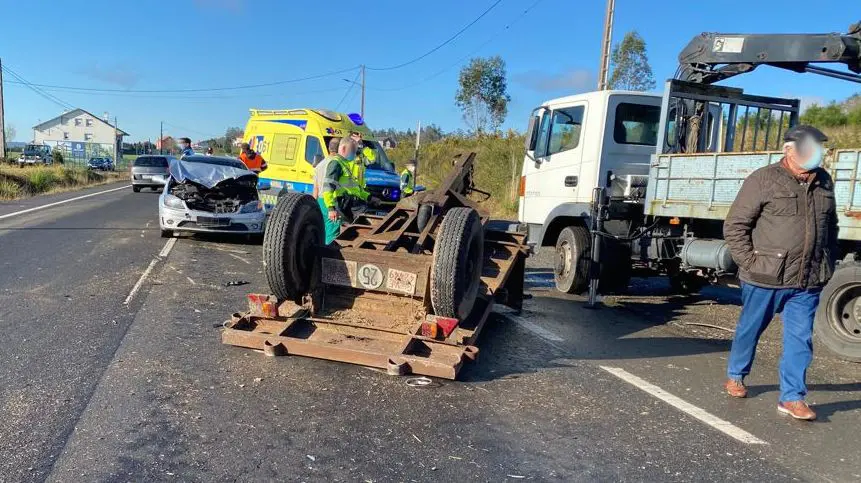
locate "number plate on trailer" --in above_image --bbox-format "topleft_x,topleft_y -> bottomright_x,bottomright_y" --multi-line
197,216 -> 230,227
321,257 -> 417,295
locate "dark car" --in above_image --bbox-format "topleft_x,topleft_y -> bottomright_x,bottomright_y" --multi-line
131,155 -> 175,192
87,157 -> 114,171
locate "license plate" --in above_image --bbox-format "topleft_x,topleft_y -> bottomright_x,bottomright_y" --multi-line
197,216 -> 230,227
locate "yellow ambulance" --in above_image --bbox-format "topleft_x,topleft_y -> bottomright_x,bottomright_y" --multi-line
242,108 -> 402,209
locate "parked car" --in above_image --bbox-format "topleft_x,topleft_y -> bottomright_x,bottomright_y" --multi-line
18,144 -> 53,167
131,155 -> 174,192
87,157 -> 114,171
157,155 -> 265,238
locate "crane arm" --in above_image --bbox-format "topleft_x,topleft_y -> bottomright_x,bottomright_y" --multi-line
677,22 -> 861,84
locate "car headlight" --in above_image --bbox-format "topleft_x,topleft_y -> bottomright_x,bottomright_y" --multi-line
239,201 -> 263,213
163,194 -> 185,209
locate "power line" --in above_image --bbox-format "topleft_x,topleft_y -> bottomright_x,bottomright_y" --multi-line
369,0 -> 545,92
3,82 -> 349,101
2,65 -> 360,94
161,121 -> 221,140
335,70 -> 361,111
366,0 -> 504,72
2,66 -> 76,111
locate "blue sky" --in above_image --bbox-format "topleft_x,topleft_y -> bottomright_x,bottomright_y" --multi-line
1,0 -> 857,142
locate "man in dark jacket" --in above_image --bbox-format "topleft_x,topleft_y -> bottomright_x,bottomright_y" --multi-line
723,125 -> 837,421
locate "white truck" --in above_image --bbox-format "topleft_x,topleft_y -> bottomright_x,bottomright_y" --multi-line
518,23 -> 861,361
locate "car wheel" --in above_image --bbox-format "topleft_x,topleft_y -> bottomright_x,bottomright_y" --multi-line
132,186 -> 141,192
160,229 -> 173,238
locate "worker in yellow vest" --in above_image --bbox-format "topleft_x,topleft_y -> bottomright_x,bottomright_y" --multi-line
400,159 -> 416,197
319,137 -> 380,244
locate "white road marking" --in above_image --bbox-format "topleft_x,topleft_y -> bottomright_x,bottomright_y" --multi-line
0,185 -> 129,221
123,259 -> 158,306
159,237 -> 177,258
507,314 -> 564,342
228,253 -> 251,264
124,238 -> 177,306
599,366 -> 767,445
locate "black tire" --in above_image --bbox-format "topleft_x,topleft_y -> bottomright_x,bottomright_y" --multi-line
599,239 -> 632,294
263,193 -> 324,302
554,225 -> 591,294
132,186 -> 141,192
160,229 -> 173,238
815,263 -> 861,362
431,207 -> 484,319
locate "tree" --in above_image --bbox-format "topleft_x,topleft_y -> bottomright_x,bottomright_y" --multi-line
455,56 -> 510,134
4,125 -> 15,142
225,127 -> 243,143
801,102 -> 848,128
608,31 -> 656,92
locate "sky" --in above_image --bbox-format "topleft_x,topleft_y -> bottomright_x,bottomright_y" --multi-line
1,0 -> 858,142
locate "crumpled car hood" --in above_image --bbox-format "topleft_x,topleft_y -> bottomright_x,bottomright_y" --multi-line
168,158 -> 257,188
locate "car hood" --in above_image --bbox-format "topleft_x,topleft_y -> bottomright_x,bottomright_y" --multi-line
168,159 -> 257,189
364,168 -> 400,188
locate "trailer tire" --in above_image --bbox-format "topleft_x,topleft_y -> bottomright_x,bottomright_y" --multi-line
431,207 -> 484,319
815,263 -> 861,362
554,225 -> 591,294
263,192 -> 323,302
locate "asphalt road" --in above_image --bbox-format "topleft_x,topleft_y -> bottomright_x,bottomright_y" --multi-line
1,185 -> 859,482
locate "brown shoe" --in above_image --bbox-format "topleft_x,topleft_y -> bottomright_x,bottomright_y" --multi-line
777,401 -> 817,421
725,379 -> 747,398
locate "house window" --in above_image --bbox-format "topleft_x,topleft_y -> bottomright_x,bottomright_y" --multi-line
63,132 -> 70,140
84,133 -> 93,141
75,118 -> 82,126
86,119 -> 93,127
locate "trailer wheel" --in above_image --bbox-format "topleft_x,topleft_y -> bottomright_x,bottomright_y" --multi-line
554,225 -> 591,294
431,207 -> 484,319
815,263 -> 861,362
263,192 -> 323,302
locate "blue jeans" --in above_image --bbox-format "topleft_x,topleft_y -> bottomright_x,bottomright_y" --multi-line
726,283 -> 820,402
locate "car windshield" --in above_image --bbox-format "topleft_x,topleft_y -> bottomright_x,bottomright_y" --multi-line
362,141 -> 395,172
24,145 -> 48,156
134,156 -> 169,167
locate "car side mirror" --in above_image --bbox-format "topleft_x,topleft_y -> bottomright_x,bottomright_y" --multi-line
525,115 -> 540,152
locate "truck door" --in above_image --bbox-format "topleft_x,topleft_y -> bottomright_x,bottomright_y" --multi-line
520,103 -> 587,226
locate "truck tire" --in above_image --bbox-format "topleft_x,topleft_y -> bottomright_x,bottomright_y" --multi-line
263,192 -> 323,302
554,225 -> 591,294
431,207 -> 484,319
132,186 -> 141,192
815,263 -> 861,362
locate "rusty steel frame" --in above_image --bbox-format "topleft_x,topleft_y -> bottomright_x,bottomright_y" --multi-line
222,152 -> 528,379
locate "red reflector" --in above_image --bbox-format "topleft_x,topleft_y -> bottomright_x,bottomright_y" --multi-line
518,175 -> 526,197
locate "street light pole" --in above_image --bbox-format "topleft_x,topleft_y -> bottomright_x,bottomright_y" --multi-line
360,64 -> 366,118
160,121 -> 164,155
597,0 -> 615,90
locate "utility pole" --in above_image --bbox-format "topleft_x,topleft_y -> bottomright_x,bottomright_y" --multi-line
360,64 -> 365,119
114,117 -> 119,166
0,58 -> 6,160
160,121 -> 164,154
597,0 -> 615,90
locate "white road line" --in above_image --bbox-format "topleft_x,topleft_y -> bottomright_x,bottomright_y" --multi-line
124,238 -> 177,306
159,237 -> 177,258
507,314 -> 564,342
228,253 -> 251,264
123,259 -> 158,306
0,185 -> 129,221
599,366 -> 768,445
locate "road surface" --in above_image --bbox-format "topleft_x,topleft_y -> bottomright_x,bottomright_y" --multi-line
0,184 -> 859,482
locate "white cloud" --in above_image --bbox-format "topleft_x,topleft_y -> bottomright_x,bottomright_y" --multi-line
513,69 -> 595,94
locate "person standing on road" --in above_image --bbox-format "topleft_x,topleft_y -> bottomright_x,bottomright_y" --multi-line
319,137 -> 380,244
178,137 -> 195,158
239,143 -> 267,173
400,159 -> 416,197
313,137 -> 340,199
723,125 -> 837,421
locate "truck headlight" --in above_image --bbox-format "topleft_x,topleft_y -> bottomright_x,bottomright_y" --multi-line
163,194 -> 185,209
240,201 -> 263,213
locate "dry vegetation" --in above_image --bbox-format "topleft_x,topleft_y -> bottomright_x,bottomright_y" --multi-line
0,164 -> 123,200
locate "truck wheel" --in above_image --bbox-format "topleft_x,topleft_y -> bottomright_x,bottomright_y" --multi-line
554,225 -> 591,294
132,186 -> 141,192
815,263 -> 861,362
263,192 -> 323,302
431,207 -> 484,319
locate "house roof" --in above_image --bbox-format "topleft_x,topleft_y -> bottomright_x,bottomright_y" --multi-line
32,108 -> 130,136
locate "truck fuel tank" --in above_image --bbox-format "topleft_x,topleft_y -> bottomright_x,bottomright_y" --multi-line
680,238 -> 736,272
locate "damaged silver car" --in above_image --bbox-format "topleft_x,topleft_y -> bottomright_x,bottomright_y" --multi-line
157,155 -> 265,238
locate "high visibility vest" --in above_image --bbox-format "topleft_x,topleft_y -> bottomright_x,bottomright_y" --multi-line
321,156 -> 368,209
240,151 -> 265,171
401,169 -> 415,195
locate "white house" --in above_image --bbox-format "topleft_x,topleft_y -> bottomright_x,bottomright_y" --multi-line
32,109 -> 128,162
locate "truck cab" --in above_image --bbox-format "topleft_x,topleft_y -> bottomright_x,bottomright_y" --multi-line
19,144 -> 53,166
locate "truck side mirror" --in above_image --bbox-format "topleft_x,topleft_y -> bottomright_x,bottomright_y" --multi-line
525,115 -> 540,152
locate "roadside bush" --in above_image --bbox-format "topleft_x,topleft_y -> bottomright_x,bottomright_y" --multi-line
0,179 -> 20,199
29,169 -> 58,193
53,151 -> 64,165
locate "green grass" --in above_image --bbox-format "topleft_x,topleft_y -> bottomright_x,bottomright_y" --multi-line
386,132 -> 525,218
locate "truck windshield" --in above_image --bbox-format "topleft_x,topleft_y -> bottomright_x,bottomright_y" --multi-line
323,137 -> 395,173
23,145 -> 48,155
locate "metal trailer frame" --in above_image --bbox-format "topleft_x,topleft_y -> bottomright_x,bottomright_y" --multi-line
222,153 -> 528,379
